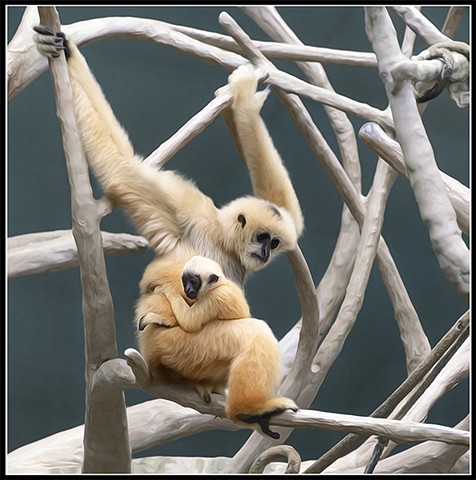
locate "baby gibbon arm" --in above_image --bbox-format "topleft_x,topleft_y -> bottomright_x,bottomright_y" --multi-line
167,278 -> 251,333
136,292 -> 179,330
167,281 -> 251,332
228,65 -> 304,237
165,255 -> 251,333
33,27 -> 217,254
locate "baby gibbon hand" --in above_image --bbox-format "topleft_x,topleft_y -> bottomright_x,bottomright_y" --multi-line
137,292 -> 179,331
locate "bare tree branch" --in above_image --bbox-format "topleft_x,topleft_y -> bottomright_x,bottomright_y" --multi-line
359,122 -> 469,234
307,310 -> 469,473
365,7 -> 469,297
8,230 -> 148,279
391,5 -> 451,44
249,445 -> 301,474
8,6 -> 469,475
36,6 -> 131,473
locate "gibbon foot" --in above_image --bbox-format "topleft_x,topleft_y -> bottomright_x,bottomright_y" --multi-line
33,25 -> 70,59
236,406 -> 298,439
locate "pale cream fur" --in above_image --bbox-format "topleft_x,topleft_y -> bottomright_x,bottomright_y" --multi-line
61,38 -> 303,286
34,30 -> 301,435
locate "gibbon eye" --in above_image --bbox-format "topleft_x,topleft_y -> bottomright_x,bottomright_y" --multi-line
237,214 -> 246,228
208,274 -> 219,284
270,238 -> 280,249
257,232 -> 270,242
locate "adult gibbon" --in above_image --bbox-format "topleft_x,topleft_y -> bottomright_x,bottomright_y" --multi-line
137,255 -> 297,438
33,26 -> 304,286
34,26 -> 303,437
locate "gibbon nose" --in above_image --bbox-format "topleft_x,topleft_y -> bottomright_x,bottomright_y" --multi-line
182,273 -> 201,299
257,232 -> 271,262
261,241 -> 270,262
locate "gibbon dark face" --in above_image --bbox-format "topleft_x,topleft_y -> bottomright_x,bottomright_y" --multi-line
219,196 -> 298,275
181,256 -> 221,300
253,231 -> 280,263
182,273 -> 201,299
182,272 -> 220,299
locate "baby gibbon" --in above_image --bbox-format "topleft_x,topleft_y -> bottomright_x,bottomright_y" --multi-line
137,255 -> 297,438
33,26 -> 303,287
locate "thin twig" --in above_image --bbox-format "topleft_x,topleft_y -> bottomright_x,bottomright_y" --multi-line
363,321 -> 469,473
304,310 -> 469,473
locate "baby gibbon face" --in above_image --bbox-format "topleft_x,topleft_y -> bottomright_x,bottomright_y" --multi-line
181,255 -> 224,301
219,197 -> 298,273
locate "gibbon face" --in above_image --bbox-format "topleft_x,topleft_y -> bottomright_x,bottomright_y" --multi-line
219,197 -> 298,273
181,255 -> 223,301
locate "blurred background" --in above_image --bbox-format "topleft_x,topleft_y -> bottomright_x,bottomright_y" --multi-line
7,6 -> 469,463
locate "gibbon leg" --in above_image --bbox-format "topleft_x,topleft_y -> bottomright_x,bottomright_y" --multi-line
225,335 -> 297,439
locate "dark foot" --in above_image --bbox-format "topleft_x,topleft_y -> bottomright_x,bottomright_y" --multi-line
237,406 -> 297,440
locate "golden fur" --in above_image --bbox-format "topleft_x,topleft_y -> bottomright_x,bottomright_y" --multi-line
34,28 -> 301,437
137,255 -> 252,333
136,255 -> 297,434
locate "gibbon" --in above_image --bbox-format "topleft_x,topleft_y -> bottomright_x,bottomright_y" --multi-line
34,27 -> 302,437
33,26 -> 304,287
137,255 -> 297,438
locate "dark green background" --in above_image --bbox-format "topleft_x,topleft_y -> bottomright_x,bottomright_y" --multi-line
7,5 -> 469,464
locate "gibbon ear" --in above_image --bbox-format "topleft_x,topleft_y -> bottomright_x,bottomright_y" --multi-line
208,274 -> 219,285
237,214 -> 246,228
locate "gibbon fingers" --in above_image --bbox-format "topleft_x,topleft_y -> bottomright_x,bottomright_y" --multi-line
137,255 -> 297,438
33,27 -> 301,437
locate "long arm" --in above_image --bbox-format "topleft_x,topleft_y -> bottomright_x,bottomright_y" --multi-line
34,27 -> 217,254
229,65 -> 304,236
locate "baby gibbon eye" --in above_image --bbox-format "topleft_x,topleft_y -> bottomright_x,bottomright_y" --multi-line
270,238 -> 280,250
237,214 -> 246,228
208,274 -> 219,284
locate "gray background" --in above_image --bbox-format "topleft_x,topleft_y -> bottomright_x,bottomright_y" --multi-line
7,6 -> 469,463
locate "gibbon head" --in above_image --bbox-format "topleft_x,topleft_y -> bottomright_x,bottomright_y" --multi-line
218,196 -> 298,273
181,255 -> 224,301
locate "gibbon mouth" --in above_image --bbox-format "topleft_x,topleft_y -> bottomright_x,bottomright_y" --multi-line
251,252 -> 268,263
